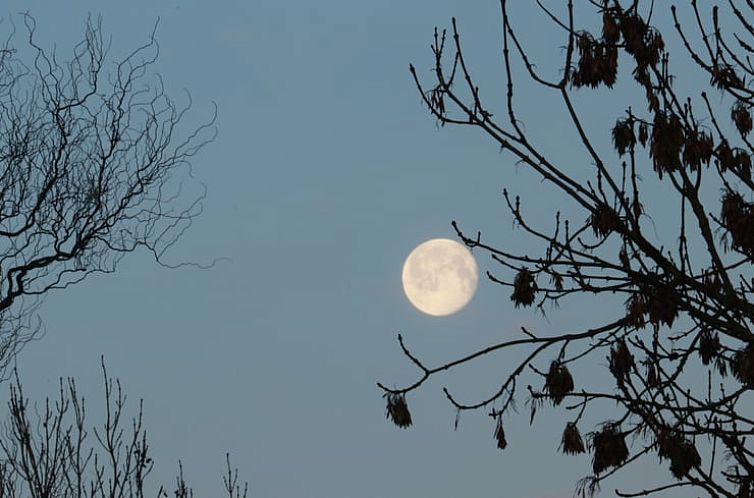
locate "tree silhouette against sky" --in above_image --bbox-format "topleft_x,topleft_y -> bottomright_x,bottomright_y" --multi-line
380,2 -> 754,497
0,14 -> 217,376
0,15 -> 245,498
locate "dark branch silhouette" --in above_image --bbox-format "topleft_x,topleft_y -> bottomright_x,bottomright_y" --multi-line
379,1 -> 754,497
0,358 -> 248,498
0,14 -> 217,375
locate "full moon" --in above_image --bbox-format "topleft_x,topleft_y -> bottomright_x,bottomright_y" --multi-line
401,238 -> 478,316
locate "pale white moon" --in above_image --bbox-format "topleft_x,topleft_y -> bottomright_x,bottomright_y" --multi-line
401,238 -> 478,316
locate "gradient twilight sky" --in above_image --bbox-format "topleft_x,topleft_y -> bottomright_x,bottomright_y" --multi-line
0,1 -> 728,497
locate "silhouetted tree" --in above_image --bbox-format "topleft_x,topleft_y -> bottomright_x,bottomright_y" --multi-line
0,358 -> 248,498
0,14 -> 216,374
380,2 -> 754,497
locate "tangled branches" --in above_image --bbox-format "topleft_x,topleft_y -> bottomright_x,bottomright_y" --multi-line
0,14 -> 217,374
378,1 -> 754,497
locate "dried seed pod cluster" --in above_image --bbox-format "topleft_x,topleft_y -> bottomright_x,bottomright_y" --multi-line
715,140 -> 752,180
710,63 -> 742,89
625,294 -> 646,328
612,119 -> 636,156
384,393 -> 412,429
624,284 -> 679,331
493,417 -> 507,450
646,362 -> 659,387
656,429 -> 701,479
572,32 -> 618,89
649,112 -> 685,176
681,130 -> 714,170
720,190 -> 754,258
608,339 -> 634,384
698,329 -> 721,366
590,203 -> 622,237
545,360 -> 574,405
645,284 -> 680,329
733,344 -> 754,387
590,424 -> 629,474
621,13 -> 664,68
560,422 -> 586,455
510,268 -> 537,308
732,101 -> 753,136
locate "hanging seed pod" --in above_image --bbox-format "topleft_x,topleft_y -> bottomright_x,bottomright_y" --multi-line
612,119 -> 636,156
545,361 -> 574,405
650,112 -> 684,176
646,362 -> 659,388
494,417 -> 507,450
620,13 -> 648,57
698,329 -> 721,366
591,423 -> 629,474
732,101 -> 753,136
625,294 -> 646,329
608,339 -> 634,384
682,130 -> 714,170
560,422 -> 586,455
602,9 -> 620,44
638,122 -> 649,147
511,268 -> 537,308
645,284 -> 680,329
715,139 -> 736,172
720,189 -> 754,258
736,150 -> 752,181
384,393 -> 412,428
711,64 -> 742,89
591,203 -> 622,237
656,430 -> 701,479
571,33 -> 618,89
733,343 -> 754,387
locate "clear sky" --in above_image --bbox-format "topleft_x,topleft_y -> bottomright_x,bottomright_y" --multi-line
0,1 -> 726,497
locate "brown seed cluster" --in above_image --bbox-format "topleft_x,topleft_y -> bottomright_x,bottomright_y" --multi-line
649,112 -> 685,176
560,422 -> 586,455
711,63 -> 742,89
715,140 -> 752,180
608,339 -> 634,384
619,12 -> 664,68
625,294 -> 646,328
624,284 -> 680,331
656,429 -> 701,479
384,393 -> 412,428
681,130 -> 714,170
612,119 -> 636,156
732,101 -> 753,136
590,424 -> 629,474
571,9 -> 665,91
494,417 -> 507,450
572,32 -> 618,89
733,343 -> 754,387
545,361 -> 574,405
698,329 -> 721,366
646,362 -> 659,387
590,203 -> 622,238
645,284 -> 681,329
721,190 -> 754,258
511,268 -> 537,308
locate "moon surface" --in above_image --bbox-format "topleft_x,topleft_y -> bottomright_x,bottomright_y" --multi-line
401,238 -> 478,316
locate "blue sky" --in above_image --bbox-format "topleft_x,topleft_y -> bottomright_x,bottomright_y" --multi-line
0,1 -> 728,497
